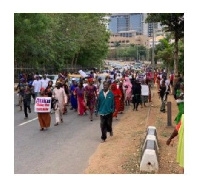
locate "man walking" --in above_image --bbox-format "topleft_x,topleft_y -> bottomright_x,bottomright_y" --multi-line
32,75 -> 42,99
23,84 -> 32,119
41,74 -> 50,89
52,82 -> 68,126
97,81 -> 115,143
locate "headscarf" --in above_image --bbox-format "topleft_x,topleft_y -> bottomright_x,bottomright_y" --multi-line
123,77 -> 132,100
111,83 -> 121,96
111,83 -> 117,91
88,78 -> 93,84
123,77 -> 132,88
40,87 -> 45,93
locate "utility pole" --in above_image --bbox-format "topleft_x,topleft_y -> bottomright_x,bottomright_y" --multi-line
151,22 -> 155,84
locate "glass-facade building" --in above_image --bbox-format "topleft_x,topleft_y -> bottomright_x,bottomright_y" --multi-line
129,13 -> 143,34
108,13 -> 144,34
108,13 -> 163,37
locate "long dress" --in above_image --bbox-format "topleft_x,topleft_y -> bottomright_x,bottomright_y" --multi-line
111,83 -> 122,118
37,94 -> 51,129
70,84 -> 78,109
118,83 -> 125,113
132,81 -> 141,105
85,85 -> 97,115
176,114 -> 184,168
174,90 -> 184,124
75,87 -> 86,115
53,87 -> 67,123
123,77 -> 132,102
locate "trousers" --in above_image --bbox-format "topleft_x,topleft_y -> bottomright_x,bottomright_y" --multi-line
100,113 -> 113,140
23,99 -> 31,117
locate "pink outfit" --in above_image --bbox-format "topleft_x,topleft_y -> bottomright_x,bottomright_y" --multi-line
123,77 -> 132,101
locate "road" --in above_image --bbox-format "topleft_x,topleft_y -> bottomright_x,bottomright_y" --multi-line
14,93 -> 122,174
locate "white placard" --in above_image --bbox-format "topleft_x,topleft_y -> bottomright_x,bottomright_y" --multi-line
78,70 -> 87,78
141,85 -> 149,96
34,97 -> 51,113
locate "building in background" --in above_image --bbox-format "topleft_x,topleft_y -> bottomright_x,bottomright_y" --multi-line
108,13 -> 164,38
109,34 -> 149,48
109,13 -> 144,34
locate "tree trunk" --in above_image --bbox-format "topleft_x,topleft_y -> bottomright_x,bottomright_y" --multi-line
74,53 -> 79,69
71,55 -> 75,72
174,36 -> 179,76
173,36 -> 179,94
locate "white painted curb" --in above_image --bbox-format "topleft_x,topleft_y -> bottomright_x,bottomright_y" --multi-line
140,126 -> 159,172
142,135 -> 159,152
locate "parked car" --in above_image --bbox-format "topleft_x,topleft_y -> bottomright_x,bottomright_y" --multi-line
46,75 -> 59,87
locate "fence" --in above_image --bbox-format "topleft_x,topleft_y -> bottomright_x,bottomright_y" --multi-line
14,62 -> 88,83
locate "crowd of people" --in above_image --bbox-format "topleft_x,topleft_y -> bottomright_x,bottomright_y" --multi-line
16,67 -> 184,146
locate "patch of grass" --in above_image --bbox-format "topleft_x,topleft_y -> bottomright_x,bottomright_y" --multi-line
161,131 -> 171,137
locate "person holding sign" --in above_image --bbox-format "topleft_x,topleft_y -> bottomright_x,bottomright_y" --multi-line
53,82 -> 68,126
37,88 -> 51,131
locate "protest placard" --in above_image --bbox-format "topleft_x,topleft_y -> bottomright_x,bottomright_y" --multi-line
34,97 -> 51,113
141,85 -> 149,96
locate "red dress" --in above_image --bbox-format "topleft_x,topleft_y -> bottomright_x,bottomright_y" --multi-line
119,83 -> 125,112
111,83 -> 122,118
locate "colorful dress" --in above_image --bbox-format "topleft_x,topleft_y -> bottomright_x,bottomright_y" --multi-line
70,84 -> 78,110
85,85 -> 97,114
123,77 -> 132,102
75,87 -> 86,115
176,114 -> 184,168
37,94 -> 51,129
174,90 -> 184,124
118,82 -> 125,113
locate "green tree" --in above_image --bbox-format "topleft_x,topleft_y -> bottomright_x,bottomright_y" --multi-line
146,13 -> 184,78
14,13 -> 110,73
155,36 -> 174,73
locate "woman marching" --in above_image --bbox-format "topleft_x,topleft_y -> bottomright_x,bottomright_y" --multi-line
132,78 -> 141,111
118,81 -> 125,114
85,78 -> 97,121
37,88 -> 51,131
111,82 -> 122,120
45,80 -> 54,113
174,82 -> 184,125
123,77 -> 132,106
74,81 -> 87,116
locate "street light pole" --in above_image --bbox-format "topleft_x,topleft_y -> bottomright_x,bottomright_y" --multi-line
151,22 -> 155,84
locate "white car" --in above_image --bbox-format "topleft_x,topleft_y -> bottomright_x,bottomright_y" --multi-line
46,75 -> 59,87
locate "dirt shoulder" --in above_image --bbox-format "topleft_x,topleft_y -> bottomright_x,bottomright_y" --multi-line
84,87 -> 183,174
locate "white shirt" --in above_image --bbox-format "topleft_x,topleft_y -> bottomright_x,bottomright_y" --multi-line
160,79 -> 170,87
103,90 -> 109,98
32,80 -> 42,92
41,78 -> 50,89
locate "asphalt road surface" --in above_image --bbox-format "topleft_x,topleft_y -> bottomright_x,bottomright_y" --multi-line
14,93 -> 122,174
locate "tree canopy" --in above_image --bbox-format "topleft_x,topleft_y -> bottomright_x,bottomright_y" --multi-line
14,13 -> 110,72
146,13 -> 184,76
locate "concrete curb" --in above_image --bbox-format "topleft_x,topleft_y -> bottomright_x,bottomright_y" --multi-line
140,126 -> 159,172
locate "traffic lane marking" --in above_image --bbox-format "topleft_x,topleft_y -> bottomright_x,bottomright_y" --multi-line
18,117 -> 38,126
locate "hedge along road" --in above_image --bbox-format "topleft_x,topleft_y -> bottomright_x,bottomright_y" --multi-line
14,93 -> 124,174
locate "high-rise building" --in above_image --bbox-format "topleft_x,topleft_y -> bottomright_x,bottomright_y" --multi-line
108,13 -> 163,37
108,13 -> 146,35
